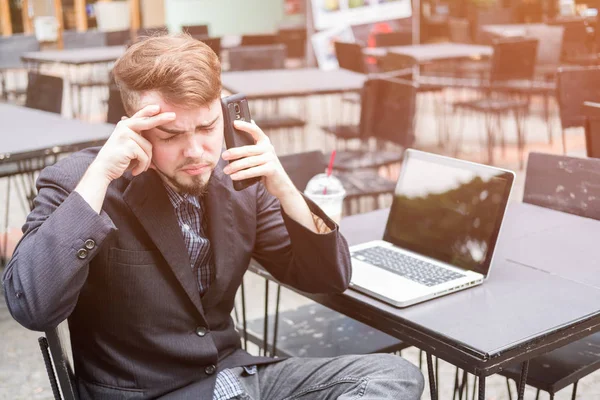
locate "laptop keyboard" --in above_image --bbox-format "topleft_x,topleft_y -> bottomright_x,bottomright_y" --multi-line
352,246 -> 465,287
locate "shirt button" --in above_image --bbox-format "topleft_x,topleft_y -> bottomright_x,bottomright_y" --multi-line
15,291 -> 23,299
84,239 -> 96,250
204,364 -> 216,375
77,248 -> 88,259
195,326 -> 208,337
182,224 -> 189,231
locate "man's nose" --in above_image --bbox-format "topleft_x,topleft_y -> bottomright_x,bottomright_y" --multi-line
183,137 -> 203,158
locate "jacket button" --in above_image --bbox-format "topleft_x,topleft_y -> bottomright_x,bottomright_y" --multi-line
204,364 -> 216,375
84,239 -> 96,250
77,248 -> 88,259
195,326 -> 208,337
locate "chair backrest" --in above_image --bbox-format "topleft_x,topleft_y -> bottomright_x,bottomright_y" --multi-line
556,66 -> 600,129
277,27 -> 306,59
279,151 -> 326,191
378,52 -> 417,78
62,30 -> 107,49
105,29 -> 131,46
25,72 -> 63,114
195,36 -> 222,58
583,101 -> 600,158
524,24 -> 564,66
365,77 -> 418,147
489,38 -> 538,83
241,33 -> 278,46
373,31 -> 411,47
106,85 -> 126,124
136,26 -> 169,39
39,322 -> 78,400
0,34 -> 40,70
523,152 -> 600,220
448,18 -> 471,43
556,19 -> 589,60
228,44 -> 286,71
334,41 -> 368,74
182,24 -> 209,36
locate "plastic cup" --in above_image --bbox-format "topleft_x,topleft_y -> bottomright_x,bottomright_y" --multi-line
304,173 -> 346,223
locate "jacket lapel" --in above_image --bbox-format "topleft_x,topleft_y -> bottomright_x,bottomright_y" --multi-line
123,170 -> 205,317
201,159 -> 234,309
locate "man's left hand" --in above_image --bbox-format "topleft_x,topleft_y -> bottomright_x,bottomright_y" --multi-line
221,120 -> 296,200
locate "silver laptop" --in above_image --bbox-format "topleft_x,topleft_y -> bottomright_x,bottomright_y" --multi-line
350,149 -> 515,307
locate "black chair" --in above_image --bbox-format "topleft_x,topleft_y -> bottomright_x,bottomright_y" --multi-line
521,152 -> 600,220
25,72 -> 63,114
62,30 -> 107,49
496,152 -> 600,400
453,38 -> 539,168
240,33 -> 278,46
135,26 -> 168,39
373,31 -> 411,47
105,29 -> 131,46
556,66 -> 600,154
583,101 -> 600,158
106,85 -> 126,124
334,41 -> 369,74
182,24 -> 209,36
0,34 -> 40,102
39,322 -> 79,400
277,27 -> 306,61
237,150 -> 409,358
193,36 -> 222,58
228,44 -> 286,71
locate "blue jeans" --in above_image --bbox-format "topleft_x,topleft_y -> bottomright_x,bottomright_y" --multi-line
230,354 -> 424,399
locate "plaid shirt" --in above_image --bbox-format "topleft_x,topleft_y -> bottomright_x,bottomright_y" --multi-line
163,184 -> 256,399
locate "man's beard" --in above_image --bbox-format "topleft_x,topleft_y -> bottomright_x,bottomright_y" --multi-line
154,164 -> 212,197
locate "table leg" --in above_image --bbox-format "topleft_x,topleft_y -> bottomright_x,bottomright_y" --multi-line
517,360 -> 530,400
426,352 -> 438,400
478,374 -> 486,400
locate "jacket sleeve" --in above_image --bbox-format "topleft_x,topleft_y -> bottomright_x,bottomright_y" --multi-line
2,156 -> 117,331
251,183 -> 351,294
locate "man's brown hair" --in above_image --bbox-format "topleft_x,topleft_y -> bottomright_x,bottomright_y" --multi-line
112,34 -> 221,114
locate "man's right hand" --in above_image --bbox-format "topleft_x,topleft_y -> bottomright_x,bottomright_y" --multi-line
90,104 -> 176,183
75,105 -> 176,214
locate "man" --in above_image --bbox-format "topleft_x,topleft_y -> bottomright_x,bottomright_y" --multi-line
3,34 -> 423,399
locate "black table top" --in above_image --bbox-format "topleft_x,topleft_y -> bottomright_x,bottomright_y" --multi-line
1,104 -> 114,163
221,68 -> 366,100
21,46 -> 126,66
311,202 -> 600,374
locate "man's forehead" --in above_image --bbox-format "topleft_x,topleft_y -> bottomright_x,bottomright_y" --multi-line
137,92 -> 218,113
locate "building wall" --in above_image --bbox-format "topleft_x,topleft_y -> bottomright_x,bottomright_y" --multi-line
165,0 -> 293,35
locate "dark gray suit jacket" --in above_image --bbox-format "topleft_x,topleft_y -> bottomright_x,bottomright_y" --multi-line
2,147 -> 352,399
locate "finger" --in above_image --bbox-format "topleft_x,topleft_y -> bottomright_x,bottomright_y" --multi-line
127,128 -> 153,159
233,120 -> 268,144
126,112 -> 176,132
130,144 -> 150,176
130,104 -> 161,119
121,116 -> 128,121
229,164 -> 270,181
223,154 -> 269,175
222,143 -> 271,161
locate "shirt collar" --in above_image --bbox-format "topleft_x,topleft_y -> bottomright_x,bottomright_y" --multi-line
163,182 -> 201,210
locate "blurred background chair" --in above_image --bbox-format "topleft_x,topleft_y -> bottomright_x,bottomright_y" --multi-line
228,44 -> 286,71
182,24 -> 209,36
241,33 -> 278,46
453,38 -> 539,167
135,26 -> 168,39
195,36 -> 222,59
334,41 -> 369,74
25,72 -> 63,115
373,31 -> 411,47
556,66 -> 600,154
276,27 -> 306,67
105,29 -> 131,46
62,30 -> 106,49
0,34 -> 40,103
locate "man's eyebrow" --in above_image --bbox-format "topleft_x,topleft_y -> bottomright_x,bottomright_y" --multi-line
155,116 -> 219,135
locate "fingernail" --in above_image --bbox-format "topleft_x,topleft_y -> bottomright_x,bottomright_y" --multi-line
148,105 -> 160,111
165,112 -> 176,118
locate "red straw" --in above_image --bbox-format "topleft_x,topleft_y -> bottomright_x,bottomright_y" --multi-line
323,149 -> 336,195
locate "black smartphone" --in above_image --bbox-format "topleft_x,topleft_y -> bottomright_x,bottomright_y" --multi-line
221,93 -> 261,191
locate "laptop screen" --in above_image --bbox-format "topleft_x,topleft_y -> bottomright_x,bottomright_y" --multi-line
383,150 -> 514,276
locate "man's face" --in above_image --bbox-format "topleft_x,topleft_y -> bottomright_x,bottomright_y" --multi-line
138,92 -> 224,196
